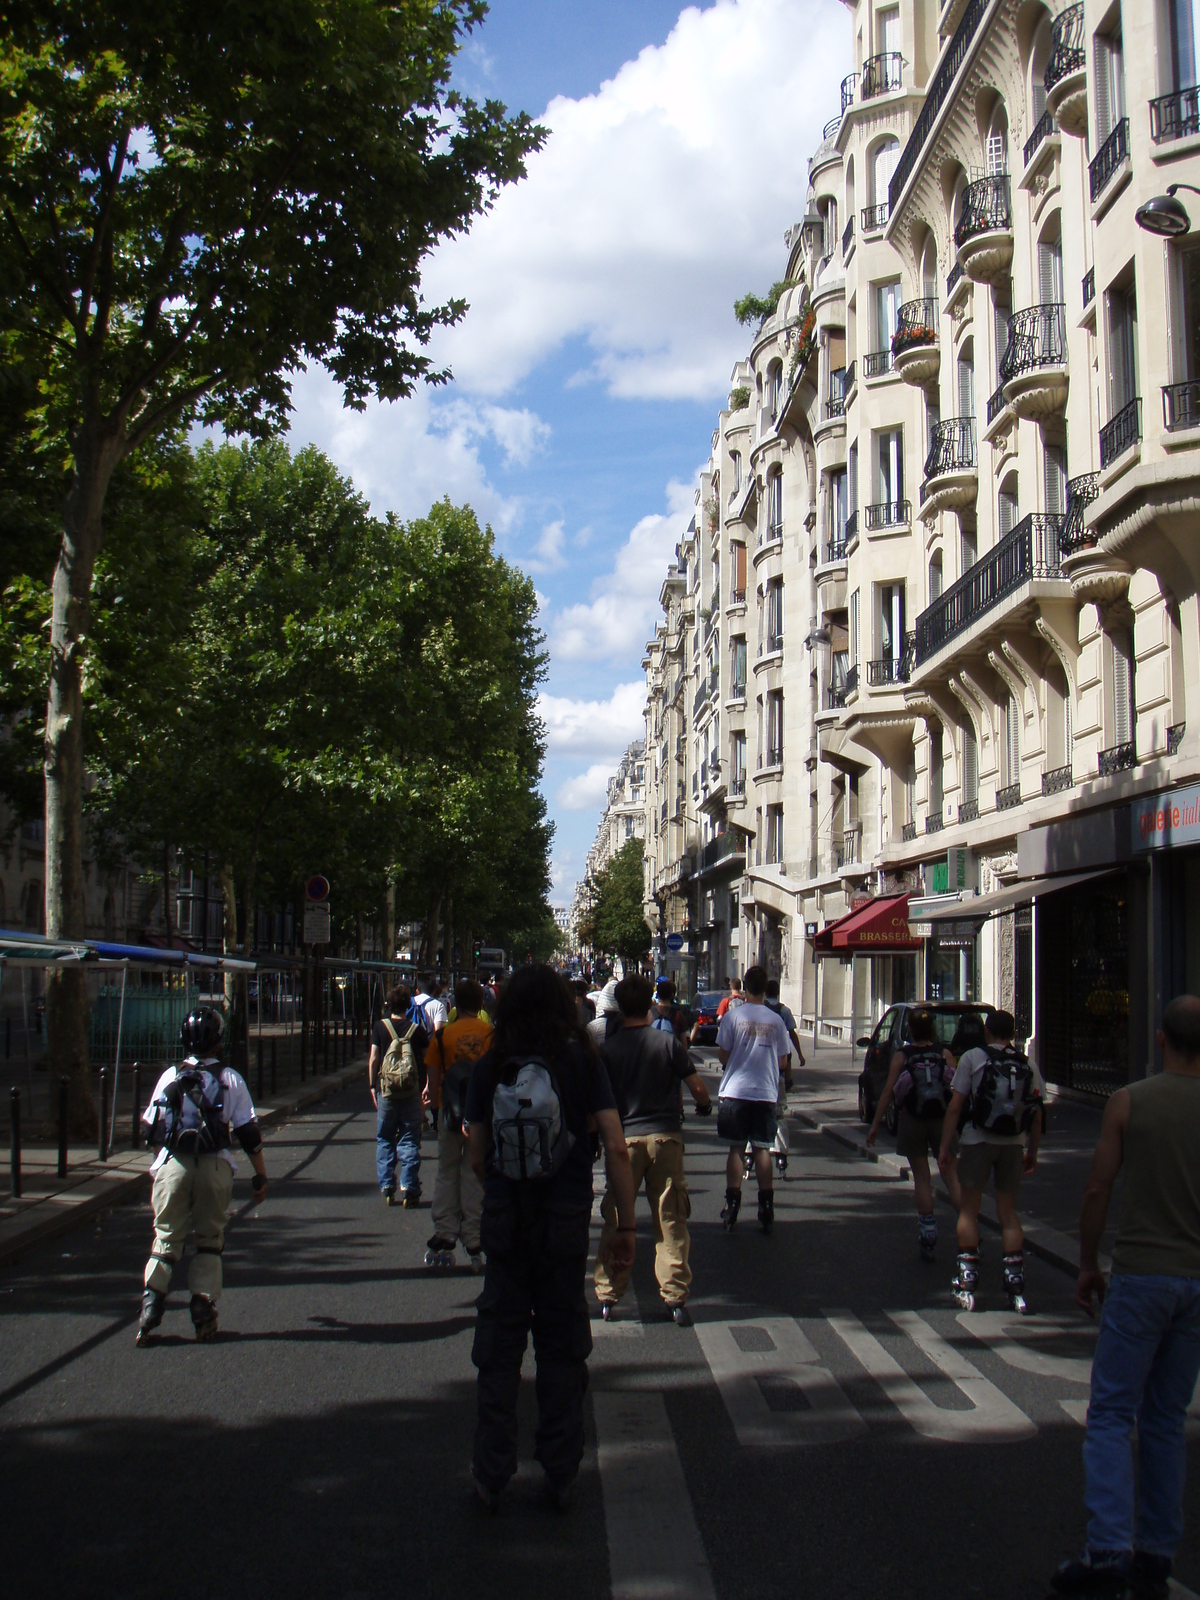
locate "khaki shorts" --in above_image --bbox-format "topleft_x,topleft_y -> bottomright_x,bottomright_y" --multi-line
895,1109 -> 956,1164
957,1140 -> 1024,1195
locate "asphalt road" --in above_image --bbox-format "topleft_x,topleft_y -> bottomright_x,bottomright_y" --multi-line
2,1068 -> 1199,1600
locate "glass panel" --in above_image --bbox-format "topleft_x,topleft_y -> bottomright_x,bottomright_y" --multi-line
1172,0 -> 1200,90
1182,245 -> 1200,381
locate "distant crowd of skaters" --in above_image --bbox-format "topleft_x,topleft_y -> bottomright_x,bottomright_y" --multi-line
129,968 -> 1200,1597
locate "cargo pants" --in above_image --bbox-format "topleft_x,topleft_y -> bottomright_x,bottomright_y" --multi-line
431,1117 -> 483,1252
143,1152 -> 235,1301
594,1133 -> 692,1308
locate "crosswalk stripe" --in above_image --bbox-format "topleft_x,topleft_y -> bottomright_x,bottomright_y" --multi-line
594,1390 -> 717,1600
825,1309 -> 1037,1442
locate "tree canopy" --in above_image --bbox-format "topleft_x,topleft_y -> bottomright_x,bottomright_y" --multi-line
579,839 -> 650,968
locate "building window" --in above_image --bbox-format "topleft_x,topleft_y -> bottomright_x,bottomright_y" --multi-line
873,278 -> 900,351
1094,21 -> 1126,144
830,468 -> 848,550
929,552 -> 943,604
875,427 -> 903,507
877,582 -> 906,667
962,722 -> 979,803
766,692 -> 784,765
767,469 -> 783,538
731,732 -> 747,788
730,451 -> 741,494
929,724 -> 944,817
1003,693 -> 1021,787
1108,280 -> 1139,412
765,804 -> 784,865
998,477 -> 1019,537
848,440 -> 858,513
1109,631 -> 1135,747
731,636 -> 747,695
1169,0 -> 1200,91
850,587 -> 860,668
766,578 -> 784,650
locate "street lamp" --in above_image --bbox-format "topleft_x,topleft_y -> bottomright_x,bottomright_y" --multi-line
1135,183 -> 1200,237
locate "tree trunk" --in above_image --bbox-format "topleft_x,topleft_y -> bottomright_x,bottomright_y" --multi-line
163,842 -> 175,942
220,864 -> 247,1069
45,425 -> 124,1138
384,880 -> 396,962
427,891 -> 442,976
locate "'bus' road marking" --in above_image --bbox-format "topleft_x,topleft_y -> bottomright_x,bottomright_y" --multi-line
594,1390 -> 717,1600
957,1311 -> 1093,1385
694,1316 -> 867,1449
826,1309 -> 1037,1443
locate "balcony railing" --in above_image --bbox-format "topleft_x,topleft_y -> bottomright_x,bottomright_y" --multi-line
767,632 -> 784,654
863,346 -> 893,378
1168,721 -> 1187,755
765,743 -> 784,768
824,539 -> 847,564
730,678 -> 746,700
842,826 -> 862,865
825,682 -> 849,710
914,512 -> 1064,663
1060,472 -> 1100,552
923,416 -> 976,486
1000,302 -> 1067,381
861,51 -> 903,100
823,116 -> 841,141
730,586 -> 746,606
1024,108 -> 1054,166
843,358 -> 857,394
1042,765 -> 1073,795
1082,266 -> 1095,307
925,813 -> 944,834
845,509 -> 859,540
700,831 -> 743,871
1099,396 -> 1142,467
867,640 -> 915,686
730,773 -> 747,797
1098,740 -> 1137,777
846,663 -> 859,693
902,820 -> 917,842
1151,86 -> 1200,145
1089,118 -> 1129,203
892,297 -> 939,358
996,781 -> 1022,812
865,499 -> 910,529
841,72 -> 856,113
842,214 -> 855,257
954,174 -> 1011,248
959,798 -> 979,823
946,261 -> 964,299
987,381 -> 1009,425
861,201 -> 890,233
825,366 -> 848,418
1045,3 -> 1084,92
890,0 -> 989,214
692,683 -> 709,718
1163,381 -> 1200,432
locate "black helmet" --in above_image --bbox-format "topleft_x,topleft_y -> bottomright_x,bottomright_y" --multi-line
181,1007 -> 223,1055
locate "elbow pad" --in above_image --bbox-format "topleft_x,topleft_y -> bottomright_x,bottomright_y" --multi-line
235,1119 -> 263,1156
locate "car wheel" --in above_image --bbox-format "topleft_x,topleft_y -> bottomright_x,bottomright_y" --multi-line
885,1098 -> 899,1136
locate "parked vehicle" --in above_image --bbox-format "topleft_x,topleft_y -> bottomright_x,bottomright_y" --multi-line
691,990 -> 726,1045
856,1002 -> 989,1131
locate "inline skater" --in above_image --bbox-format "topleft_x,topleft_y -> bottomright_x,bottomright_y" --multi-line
716,965 -> 791,1233
764,978 -> 804,1177
423,979 -> 493,1269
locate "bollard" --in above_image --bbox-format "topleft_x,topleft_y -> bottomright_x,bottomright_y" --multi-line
10,1086 -> 21,1199
58,1077 -> 69,1179
270,1036 -> 278,1096
131,1065 -> 141,1150
99,1068 -> 109,1163
257,1036 -> 264,1102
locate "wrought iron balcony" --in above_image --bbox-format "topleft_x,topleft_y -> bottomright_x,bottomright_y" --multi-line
1024,109 -> 1054,166
1098,740 -> 1137,777
1045,3 -> 1084,91
890,0 -> 988,214
729,587 -> 746,606
1060,473 -> 1100,552
823,116 -> 841,141
1151,86 -> 1200,145
730,677 -> 746,700
866,640 -> 915,686
861,51 -> 903,100
861,201 -> 889,233
841,72 -> 856,113
824,539 -> 847,564
923,416 -> 976,484
892,297 -> 939,358
845,663 -> 859,694
987,381 -> 1009,425
825,366 -> 848,418
842,214 -> 855,257
996,781 -> 1022,812
1163,381 -> 1200,432
914,512 -> 1064,664
824,682 -> 848,711
865,499 -> 910,530
842,826 -> 862,865
954,174 -> 1011,247
843,359 -> 857,394
1000,303 -> 1067,382
863,347 -> 893,378
959,798 -> 979,823
845,509 -> 859,540
700,831 -> 744,871
925,813 -> 945,834
1042,765 -> 1073,795
1168,721 -> 1186,756
902,821 -> 917,842
1089,118 -> 1129,203
1099,396 -> 1142,468
765,743 -> 784,768
1083,266 -> 1095,307
946,261 -> 964,299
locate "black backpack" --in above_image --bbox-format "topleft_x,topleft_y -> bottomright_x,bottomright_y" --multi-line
968,1045 -> 1041,1137
147,1067 -> 230,1156
903,1044 -> 951,1120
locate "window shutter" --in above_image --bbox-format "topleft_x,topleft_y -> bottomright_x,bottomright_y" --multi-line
963,723 -> 978,800
957,356 -> 974,417
1044,445 -> 1065,515
1112,635 -> 1133,746
1094,37 -> 1112,141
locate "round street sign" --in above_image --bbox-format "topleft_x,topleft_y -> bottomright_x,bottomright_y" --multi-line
306,875 -> 331,902
666,933 -> 684,951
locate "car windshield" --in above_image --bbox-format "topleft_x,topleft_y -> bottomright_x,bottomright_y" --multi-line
932,1009 -> 988,1049
697,992 -> 725,1009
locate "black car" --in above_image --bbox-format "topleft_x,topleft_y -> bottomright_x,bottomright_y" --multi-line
856,1001 -> 989,1130
691,990 -> 727,1045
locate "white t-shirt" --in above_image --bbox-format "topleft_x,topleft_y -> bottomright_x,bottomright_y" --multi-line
717,1002 -> 791,1104
951,1045 -> 1046,1146
144,1058 -> 258,1171
415,992 -> 449,1032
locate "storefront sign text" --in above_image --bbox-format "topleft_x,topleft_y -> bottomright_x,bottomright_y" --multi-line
1132,783 -> 1200,852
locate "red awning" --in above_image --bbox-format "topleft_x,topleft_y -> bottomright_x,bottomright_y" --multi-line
812,894 -> 921,955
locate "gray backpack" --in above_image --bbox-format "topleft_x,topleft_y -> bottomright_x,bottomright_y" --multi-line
491,1056 -> 574,1182
904,1046 -> 951,1120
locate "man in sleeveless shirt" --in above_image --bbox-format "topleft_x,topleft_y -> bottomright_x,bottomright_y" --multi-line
1052,995 -> 1200,1599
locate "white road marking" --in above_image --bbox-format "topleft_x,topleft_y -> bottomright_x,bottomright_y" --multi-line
826,1309 -> 1037,1442
957,1311 -> 1093,1384
1060,1397 -> 1089,1425
594,1390 -> 717,1600
695,1316 -> 866,1448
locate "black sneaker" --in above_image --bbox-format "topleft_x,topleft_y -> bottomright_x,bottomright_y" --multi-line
135,1287 -> 166,1347
721,1188 -> 741,1230
1131,1553 -> 1171,1600
1050,1551 -> 1132,1595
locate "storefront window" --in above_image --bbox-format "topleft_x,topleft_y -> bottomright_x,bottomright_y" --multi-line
1038,873 -> 1130,1092
926,924 -> 979,1001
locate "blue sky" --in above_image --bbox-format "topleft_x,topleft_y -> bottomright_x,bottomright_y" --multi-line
289,0 -> 848,906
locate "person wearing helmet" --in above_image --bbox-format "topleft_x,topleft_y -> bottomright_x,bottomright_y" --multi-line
135,1006 -> 268,1346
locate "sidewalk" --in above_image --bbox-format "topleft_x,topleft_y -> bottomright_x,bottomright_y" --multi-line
0,1058 -> 369,1266
786,1043 -> 1115,1277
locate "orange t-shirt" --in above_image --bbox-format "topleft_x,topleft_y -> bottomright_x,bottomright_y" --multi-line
425,1016 -> 493,1109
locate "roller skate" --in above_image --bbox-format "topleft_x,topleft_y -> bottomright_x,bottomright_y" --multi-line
918,1213 -> 938,1262
401,1187 -> 421,1210
189,1293 -> 219,1342
468,1250 -> 485,1275
757,1192 -> 775,1235
774,1151 -> 788,1178
1050,1550 -> 1133,1595
424,1237 -> 456,1268
951,1249 -> 979,1311
721,1187 -> 742,1230
135,1287 -> 166,1347
382,1187 -> 396,1206
1003,1251 -> 1030,1315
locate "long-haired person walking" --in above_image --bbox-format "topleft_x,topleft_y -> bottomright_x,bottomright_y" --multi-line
464,965 -> 635,1510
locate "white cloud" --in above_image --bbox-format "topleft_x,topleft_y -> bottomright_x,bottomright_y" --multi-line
426,0 -> 847,399
525,519 -> 568,574
557,763 -> 618,812
539,681 -> 646,759
550,478 -> 695,663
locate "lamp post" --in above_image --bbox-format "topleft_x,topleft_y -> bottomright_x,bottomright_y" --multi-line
1135,182 -> 1200,237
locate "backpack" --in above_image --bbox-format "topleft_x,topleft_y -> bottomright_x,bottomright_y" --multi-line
903,1045 -> 951,1120
651,1009 -> 676,1034
379,1018 -> 421,1099
437,1028 -> 491,1124
491,1055 -> 574,1182
147,1066 -> 229,1156
968,1044 -> 1041,1136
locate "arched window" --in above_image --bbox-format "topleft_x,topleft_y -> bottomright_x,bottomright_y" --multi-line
1030,17 -> 1053,125
921,238 -> 938,302
986,105 -> 1009,175
767,361 -> 782,421
929,551 -> 943,603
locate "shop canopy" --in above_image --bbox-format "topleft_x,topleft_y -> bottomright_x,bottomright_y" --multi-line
813,894 -> 921,956
908,867 -> 1117,931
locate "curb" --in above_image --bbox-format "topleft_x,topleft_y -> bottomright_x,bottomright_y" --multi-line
791,1103 -> 1108,1279
0,1061 -> 368,1267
